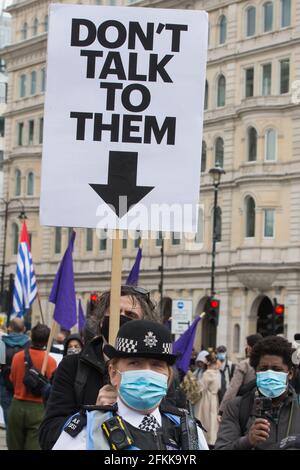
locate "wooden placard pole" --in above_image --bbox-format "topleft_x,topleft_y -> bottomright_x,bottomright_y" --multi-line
37,292 -> 45,324
41,319 -> 58,375
109,229 -> 122,346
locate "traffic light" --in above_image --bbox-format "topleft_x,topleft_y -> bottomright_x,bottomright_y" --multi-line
88,292 -> 99,316
257,309 -> 274,337
206,297 -> 220,326
274,300 -> 285,335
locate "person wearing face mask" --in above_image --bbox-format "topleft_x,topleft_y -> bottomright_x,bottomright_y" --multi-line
39,286 -> 159,450
215,336 -> 300,450
63,334 -> 84,356
216,345 -> 235,405
52,320 -> 208,450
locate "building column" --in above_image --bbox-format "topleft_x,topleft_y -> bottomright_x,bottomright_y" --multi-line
286,290 -> 300,342
216,289 -> 230,347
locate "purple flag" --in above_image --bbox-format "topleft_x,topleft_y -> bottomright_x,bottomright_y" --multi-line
49,231 -> 77,330
78,299 -> 86,331
173,316 -> 202,375
126,247 -> 142,286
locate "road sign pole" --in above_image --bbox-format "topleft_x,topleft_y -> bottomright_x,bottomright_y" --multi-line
109,229 -> 122,345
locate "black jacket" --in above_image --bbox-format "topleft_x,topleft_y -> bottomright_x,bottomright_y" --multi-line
39,336 -> 106,450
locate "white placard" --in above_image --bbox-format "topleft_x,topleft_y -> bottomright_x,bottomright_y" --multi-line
171,298 -> 193,335
40,4 -> 208,233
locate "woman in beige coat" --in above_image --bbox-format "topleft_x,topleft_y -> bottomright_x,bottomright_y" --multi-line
194,353 -> 221,447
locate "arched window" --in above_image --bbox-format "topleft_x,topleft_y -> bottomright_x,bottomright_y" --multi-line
204,80 -> 208,110
248,127 -> 257,161
233,324 -> 241,353
32,17 -> 38,36
44,15 -> 48,32
86,228 -> 93,251
219,15 -> 227,44
217,75 -> 226,107
201,141 -> 207,173
245,196 -> 256,237
55,227 -> 62,254
22,22 -> 28,40
215,137 -> 224,167
265,129 -> 276,161
30,71 -> 36,95
20,74 -> 26,98
263,2 -> 273,32
246,6 -> 256,37
12,223 -> 19,255
27,172 -> 34,196
215,206 -> 222,242
15,169 -> 21,196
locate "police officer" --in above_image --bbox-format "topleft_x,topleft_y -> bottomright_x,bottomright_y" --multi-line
52,320 -> 208,450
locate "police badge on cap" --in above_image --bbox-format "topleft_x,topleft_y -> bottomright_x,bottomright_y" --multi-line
103,320 -> 178,365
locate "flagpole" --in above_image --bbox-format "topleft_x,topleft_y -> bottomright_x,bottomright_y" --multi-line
109,229 -> 122,345
37,292 -> 45,323
41,319 -> 58,375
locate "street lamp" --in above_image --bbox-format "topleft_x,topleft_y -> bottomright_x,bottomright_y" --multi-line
0,198 -> 27,311
208,165 -> 225,296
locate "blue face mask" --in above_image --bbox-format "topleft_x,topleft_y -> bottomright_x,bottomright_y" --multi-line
217,352 -> 226,362
256,370 -> 288,398
118,369 -> 168,412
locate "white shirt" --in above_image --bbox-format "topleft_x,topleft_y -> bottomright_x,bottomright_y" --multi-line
117,398 -> 162,429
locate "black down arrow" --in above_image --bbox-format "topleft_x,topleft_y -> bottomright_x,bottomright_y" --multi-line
90,151 -> 154,218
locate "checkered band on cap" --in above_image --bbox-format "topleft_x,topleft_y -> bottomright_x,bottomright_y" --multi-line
162,343 -> 172,354
116,337 -> 138,353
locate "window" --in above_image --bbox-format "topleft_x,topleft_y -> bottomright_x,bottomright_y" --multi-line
99,229 -> 107,251
41,68 -> 46,93
262,64 -> 272,96
28,120 -> 34,145
20,74 -> 26,98
280,59 -> 290,94
31,71 -> 36,95
134,231 -> 141,248
21,22 -> 28,40
0,116 -> 4,137
204,80 -> 208,110
27,172 -> 34,195
201,141 -> 207,173
194,206 -> 204,245
15,169 -> 21,196
55,227 -> 62,254
248,127 -> 257,161
39,117 -> 43,144
217,75 -> 226,107
245,68 -> 254,97
32,18 -> 38,36
233,324 -> 241,353
245,196 -> 256,237
215,206 -> 222,242
246,6 -> 256,37
264,209 -> 275,237
281,0 -> 291,28
156,231 -> 163,246
12,223 -> 19,255
265,129 -> 276,161
86,228 -> 93,251
44,15 -> 48,32
171,232 -> 180,245
219,15 -> 227,45
68,227 -> 73,240
215,137 -> 224,167
17,122 -> 24,146
263,2 -> 273,32
122,238 -> 128,249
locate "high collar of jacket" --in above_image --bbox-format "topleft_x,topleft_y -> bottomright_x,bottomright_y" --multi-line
80,335 -> 106,373
2,333 -> 30,348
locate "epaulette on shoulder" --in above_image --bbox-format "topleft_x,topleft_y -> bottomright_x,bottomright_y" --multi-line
81,403 -> 118,413
159,402 -> 187,417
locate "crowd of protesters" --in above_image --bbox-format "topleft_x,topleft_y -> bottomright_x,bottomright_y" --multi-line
0,285 -> 300,450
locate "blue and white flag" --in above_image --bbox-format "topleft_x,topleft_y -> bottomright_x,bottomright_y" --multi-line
12,222 -> 37,316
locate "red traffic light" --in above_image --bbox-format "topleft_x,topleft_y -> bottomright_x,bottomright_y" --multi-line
210,299 -> 220,309
90,293 -> 98,303
275,304 -> 284,315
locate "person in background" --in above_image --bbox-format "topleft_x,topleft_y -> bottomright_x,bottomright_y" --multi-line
216,345 -> 235,404
215,336 -> 300,450
218,334 -> 263,421
193,350 -> 209,382
194,352 -> 221,448
63,334 -> 84,356
7,323 -> 57,450
0,318 -> 30,428
51,329 -> 70,354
